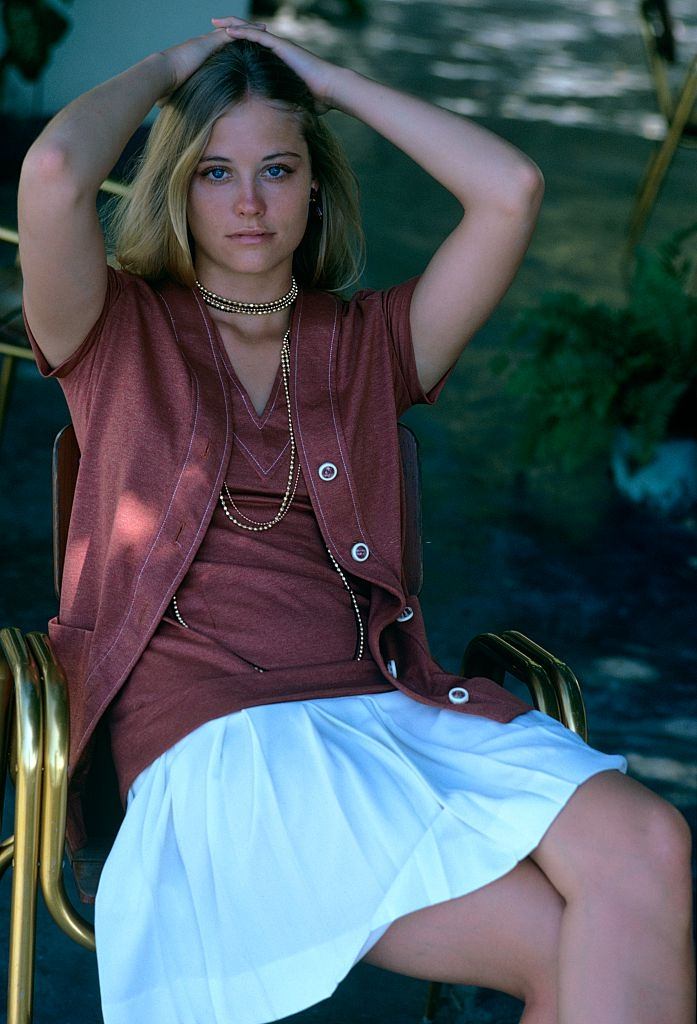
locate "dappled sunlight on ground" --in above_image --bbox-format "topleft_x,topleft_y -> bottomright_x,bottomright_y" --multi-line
275,0 -> 696,138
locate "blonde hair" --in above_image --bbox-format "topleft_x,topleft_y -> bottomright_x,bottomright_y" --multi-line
110,40 -> 365,293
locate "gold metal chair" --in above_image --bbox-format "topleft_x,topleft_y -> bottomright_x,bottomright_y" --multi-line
2,420 -> 588,1024
627,0 -> 697,255
0,630 -> 44,1024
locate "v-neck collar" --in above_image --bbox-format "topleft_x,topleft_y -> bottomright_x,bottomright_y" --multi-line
200,290 -> 301,426
224,357 -> 283,427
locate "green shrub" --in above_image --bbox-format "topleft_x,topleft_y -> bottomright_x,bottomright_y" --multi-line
493,225 -> 697,472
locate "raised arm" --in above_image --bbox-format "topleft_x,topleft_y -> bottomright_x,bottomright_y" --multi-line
18,28 -> 234,370
216,15 -> 544,394
331,77 -> 544,394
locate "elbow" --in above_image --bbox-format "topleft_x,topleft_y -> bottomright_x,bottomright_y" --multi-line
21,141 -> 72,182
19,142 -> 82,209
504,160 -> 545,217
19,139 -> 92,202
475,160 -> 544,221
521,160 -> 545,204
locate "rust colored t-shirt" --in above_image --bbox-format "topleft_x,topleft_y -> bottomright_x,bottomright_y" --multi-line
108,322 -> 396,805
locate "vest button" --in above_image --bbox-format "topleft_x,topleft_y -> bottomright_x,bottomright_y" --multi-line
318,461 -> 338,481
396,606 -> 414,622
386,659 -> 398,679
350,542 -> 370,562
448,686 -> 470,704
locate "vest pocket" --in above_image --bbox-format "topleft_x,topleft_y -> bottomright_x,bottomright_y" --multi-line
46,617 -> 94,692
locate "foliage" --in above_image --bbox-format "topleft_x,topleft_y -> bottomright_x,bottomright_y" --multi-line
492,226 -> 697,472
0,0 -> 72,97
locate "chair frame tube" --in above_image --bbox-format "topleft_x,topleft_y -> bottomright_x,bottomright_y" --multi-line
0,627 -> 43,1024
501,631 -> 588,741
0,649 -> 14,880
462,632 -> 563,721
26,632 -> 95,950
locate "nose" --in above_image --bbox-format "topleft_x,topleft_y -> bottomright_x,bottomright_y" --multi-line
234,180 -> 265,218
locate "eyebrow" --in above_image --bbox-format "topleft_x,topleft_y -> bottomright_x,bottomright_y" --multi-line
198,151 -> 303,163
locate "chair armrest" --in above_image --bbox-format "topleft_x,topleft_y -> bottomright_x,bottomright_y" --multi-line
462,632 -> 562,721
501,631 -> 588,741
462,631 -> 588,739
26,631 -> 95,950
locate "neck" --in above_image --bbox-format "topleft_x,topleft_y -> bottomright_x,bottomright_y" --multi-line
208,305 -> 293,344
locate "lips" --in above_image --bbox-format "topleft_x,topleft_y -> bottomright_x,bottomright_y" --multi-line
229,230 -> 272,237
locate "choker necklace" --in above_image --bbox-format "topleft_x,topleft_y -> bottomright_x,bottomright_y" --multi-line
195,276 -> 298,316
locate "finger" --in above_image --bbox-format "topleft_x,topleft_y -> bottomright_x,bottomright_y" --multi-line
224,24 -> 273,40
211,16 -> 266,27
218,21 -> 267,30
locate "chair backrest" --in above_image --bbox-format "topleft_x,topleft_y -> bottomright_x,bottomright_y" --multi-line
52,419 -> 423,901
0,223 -> 32,447
52,424 -> 81,601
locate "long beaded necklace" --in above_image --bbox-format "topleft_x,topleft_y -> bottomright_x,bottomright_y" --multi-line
170,277 -> 366,666
218,328 -> 299,531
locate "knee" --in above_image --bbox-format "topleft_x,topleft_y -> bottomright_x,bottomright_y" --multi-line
591,794 -> 692,915
648,799 -> 692,868
623,798 -> 690,882
641,800 -> 693,900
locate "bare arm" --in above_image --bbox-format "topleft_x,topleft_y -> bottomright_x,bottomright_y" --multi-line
18,29 -> 233,370
329,71 -> 544,393
217,16 -> 544,393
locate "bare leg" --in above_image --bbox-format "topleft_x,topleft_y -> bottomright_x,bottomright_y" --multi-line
362,855 -> 564,1022
529,769 -> 694,1024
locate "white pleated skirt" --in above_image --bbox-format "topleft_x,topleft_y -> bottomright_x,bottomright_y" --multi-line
94,689 -> 628,1024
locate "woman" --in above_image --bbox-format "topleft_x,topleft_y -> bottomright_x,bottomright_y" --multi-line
18,14 -> 694,1024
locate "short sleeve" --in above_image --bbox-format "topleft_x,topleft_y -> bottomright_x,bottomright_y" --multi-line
22,266 -> 124,381
351,275 -> 457,419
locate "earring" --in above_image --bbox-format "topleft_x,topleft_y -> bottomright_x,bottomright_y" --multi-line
310,188 -> 323,221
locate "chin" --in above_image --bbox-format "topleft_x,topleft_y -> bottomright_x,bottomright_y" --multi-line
227,253 -> 294,277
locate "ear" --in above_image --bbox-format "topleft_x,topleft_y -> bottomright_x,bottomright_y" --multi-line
311,176 -> 320,194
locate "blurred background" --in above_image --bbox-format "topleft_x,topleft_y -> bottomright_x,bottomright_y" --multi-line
1,1 -> 696,1021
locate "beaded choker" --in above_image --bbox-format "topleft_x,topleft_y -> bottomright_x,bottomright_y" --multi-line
195,277 -> 298,315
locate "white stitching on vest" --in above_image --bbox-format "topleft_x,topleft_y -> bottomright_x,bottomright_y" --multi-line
327,305 -> 368,539
81,289 -> 230,728
294,294 -> 340,554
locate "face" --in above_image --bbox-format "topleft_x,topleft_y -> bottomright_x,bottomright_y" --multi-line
187,96 -> 318,287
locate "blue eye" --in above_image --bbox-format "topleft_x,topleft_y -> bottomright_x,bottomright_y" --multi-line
202,166 -> 230,181
264,164 -> 292,179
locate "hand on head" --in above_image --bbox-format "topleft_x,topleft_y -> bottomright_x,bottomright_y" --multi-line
211,14 -> 340,113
